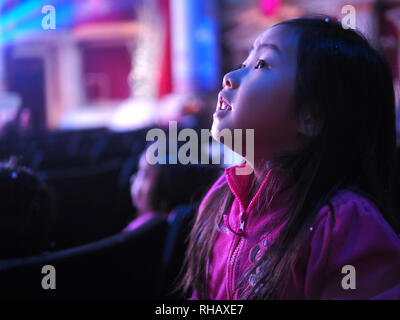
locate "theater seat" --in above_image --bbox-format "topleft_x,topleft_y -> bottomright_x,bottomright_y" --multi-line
157,204 -> 196,299
0,215 -> 168,300
41,158 -> 126,249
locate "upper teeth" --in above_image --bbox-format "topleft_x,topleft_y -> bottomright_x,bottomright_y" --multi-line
220,99 -> 231,110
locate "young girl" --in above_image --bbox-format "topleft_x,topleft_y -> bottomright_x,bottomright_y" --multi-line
181,17 -> 400,299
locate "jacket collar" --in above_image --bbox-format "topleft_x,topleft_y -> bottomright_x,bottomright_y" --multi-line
224,163 -> 293,213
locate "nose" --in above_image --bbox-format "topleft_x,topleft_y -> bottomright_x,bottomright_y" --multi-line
222,72 -> 238,89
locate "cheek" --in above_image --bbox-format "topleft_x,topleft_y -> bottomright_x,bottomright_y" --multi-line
234,78 -> 297,141
237,85 -> 292,126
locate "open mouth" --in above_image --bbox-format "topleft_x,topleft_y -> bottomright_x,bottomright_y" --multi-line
218,96 -> 233,111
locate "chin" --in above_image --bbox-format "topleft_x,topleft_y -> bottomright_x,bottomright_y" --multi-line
211,123 -> 230,141
211,122 -> 220,140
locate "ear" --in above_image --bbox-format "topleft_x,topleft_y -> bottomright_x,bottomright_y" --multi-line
297,112 -> 321,137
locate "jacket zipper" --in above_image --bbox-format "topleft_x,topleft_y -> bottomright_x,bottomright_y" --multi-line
228,236 -> 243,299
228,211 -> 247,299
225,170 -> 270,299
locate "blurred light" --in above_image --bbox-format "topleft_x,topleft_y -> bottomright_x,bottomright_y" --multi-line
0,0 -> 75,45
170,0 -> 220,93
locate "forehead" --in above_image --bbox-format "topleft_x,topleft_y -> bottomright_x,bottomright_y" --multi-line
252,24 -> 298,59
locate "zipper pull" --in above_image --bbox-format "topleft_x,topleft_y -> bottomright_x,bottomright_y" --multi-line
239,211 -> 247,232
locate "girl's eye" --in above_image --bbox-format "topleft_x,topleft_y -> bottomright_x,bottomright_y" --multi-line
237,63 -> 246,70
254,59 -> 268,69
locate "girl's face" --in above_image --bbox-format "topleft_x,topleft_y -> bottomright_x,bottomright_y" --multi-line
130,153 -> 159,213
212,25 -> 302,161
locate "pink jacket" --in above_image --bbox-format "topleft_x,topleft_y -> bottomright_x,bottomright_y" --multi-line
191,165 -> 400,299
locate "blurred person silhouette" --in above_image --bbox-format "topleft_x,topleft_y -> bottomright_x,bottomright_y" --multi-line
123,145 -> 222,232
0,158 -> 56,259
0,107 -> 32,138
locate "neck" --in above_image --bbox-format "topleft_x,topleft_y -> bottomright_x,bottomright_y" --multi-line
246,153 -> 273,184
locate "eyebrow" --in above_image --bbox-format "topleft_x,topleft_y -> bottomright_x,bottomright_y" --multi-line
249,43 -> 281,55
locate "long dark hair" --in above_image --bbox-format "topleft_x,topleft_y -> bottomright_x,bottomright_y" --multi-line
180,16 -> 399,299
